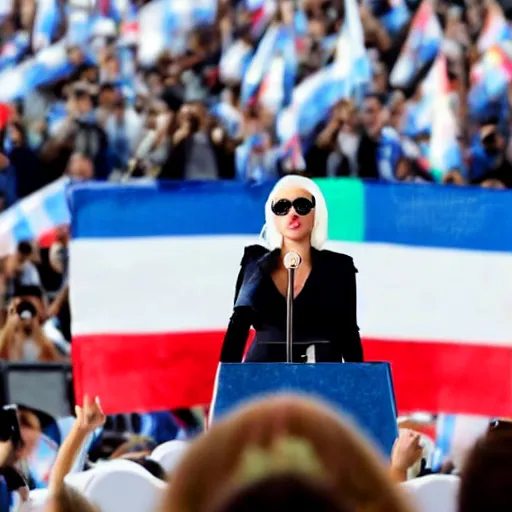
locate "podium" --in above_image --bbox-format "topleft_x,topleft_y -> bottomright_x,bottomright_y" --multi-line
211,362 -> 398,457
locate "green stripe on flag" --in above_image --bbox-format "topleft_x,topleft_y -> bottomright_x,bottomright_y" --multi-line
315,178 -> 365,242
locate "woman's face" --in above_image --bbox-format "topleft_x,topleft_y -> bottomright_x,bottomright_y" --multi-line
272,186 -> 315,245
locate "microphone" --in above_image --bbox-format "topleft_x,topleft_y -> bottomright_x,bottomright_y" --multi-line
284,251 -> 302,270
284,252 -> 301,363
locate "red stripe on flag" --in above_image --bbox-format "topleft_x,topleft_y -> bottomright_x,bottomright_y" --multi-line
72,333 -> 512,416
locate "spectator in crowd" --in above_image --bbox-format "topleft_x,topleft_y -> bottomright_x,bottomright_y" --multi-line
5,121 -> 43,199
47,226 -> 70,340
357,93 -> 409,182
159,103 -> 235,180
0,298 -> 61,362
209,474 -> 351,512
459,427 -> 512,512
4,241 -> 41,295
164,395 -> 411,512
469,117 -> 512,188
66,152 -> 95,181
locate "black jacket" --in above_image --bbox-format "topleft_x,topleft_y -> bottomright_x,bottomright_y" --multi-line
220,245 -> 363,363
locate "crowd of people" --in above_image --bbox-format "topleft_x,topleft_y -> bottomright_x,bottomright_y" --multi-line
1,393 -> 511,511
0,0 -> 510,208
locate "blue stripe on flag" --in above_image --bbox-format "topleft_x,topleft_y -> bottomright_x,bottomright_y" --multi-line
72,180 -> 512,252
71,181 -> 271,239
12,206 -> 36,242
364,181 -> 512,252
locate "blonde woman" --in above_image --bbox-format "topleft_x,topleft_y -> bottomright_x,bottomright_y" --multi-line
220,175 -> 362,364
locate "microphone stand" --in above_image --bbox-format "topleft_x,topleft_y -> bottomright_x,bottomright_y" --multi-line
286,267 -> 295,364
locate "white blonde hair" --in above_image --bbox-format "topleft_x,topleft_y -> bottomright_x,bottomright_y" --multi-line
259,175 -> 328,250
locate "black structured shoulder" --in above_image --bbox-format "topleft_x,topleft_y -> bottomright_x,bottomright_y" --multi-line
240,244 -> 270,267
315,249 -> 358,273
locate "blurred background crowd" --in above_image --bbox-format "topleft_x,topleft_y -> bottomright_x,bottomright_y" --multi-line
0,0 -> 511,505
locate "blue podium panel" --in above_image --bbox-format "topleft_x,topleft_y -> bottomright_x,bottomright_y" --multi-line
211,362 -> 398,457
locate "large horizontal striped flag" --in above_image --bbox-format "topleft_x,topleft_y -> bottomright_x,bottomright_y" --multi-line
71,180 -> 512,416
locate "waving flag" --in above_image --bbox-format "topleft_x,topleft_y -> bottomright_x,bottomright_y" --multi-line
210,102 -> 243,139
219,40 -> 253,83
71,180 -> 512,417
235,133 -> 279,183
0,41 -> 77,102
470,42 -> 512,104
378,0 -> 410,36
66,3 -> 95,47
335,0 -> 372,93
32,0 -> 61,52
477,2 -> 512,54
0,177 -> 69,257
0,32 -> 29,71
276,104 -> 306,170
258,55 -> 287,112
138,0 -> 217,65
277,62 -> 350,144
429,56 -> 462,181
119,1 -> 139,46
276,0 -> 369,146
242,25 -> 281,105
390,0 -> 442,88
402,62 -> 437,137
242,24 -> 297,109
246,0 -> 276,37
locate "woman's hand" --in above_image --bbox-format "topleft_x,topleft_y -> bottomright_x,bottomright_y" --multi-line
390,429 -> 423,482
75,396 -> 106,433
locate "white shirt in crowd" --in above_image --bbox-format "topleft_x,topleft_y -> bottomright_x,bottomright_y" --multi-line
19,261 -> 41,287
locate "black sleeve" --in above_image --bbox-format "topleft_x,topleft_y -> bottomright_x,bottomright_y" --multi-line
341,263 -> 364,363
0,467 -> 27,492
233,258 -> 245,305
219,307 -> 252,362
220,247 -> 263,362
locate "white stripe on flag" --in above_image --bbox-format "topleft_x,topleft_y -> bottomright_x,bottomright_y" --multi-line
71,236 -> 512,345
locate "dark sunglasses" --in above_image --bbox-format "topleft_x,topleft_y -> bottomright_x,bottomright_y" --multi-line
271,196 -> 316,216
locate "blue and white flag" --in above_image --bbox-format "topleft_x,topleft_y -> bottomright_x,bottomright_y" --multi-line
66,3 -> 95,47
210,102 -> 243,139
242,24 -> 297,109
335,0 -> 372,95
219,40 -> 253,83
0,32 -> 29,71
138,0 -> 217,65
277,63 -> 351,143
0,177 -> 69,257
0,41 -> 76,102
32,0 -> 61,52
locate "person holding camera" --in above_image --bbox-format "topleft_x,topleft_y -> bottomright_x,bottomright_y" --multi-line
0,299 -> 61,362
0,405 -> 29,506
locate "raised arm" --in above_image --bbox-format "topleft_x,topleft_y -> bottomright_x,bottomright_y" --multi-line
49,396 -> 105,493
